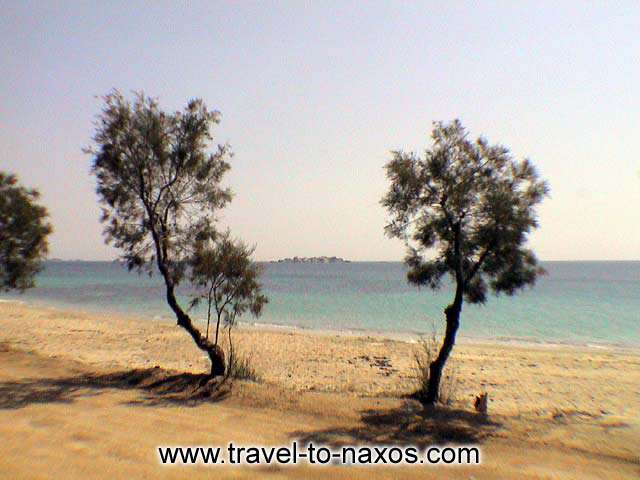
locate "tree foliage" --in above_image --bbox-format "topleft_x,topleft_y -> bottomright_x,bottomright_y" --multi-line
382,120 -> 549,402
383,120 -> 549,302
0,172 -> 52,291
89,91 -> 231,278
189,232 -> 268,346
88,90 -> 243,376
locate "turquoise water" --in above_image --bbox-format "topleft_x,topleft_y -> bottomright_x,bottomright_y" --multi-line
2,261 -> 639,347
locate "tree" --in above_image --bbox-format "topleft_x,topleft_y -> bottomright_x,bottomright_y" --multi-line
0,172 -> 52,291
189,233 -> 267,374
189,232 -> 267,346
382,120 -> 549,404
88,90 -> 235,377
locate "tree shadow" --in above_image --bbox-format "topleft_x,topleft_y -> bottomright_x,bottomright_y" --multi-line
291,401 -> 501,448
0,367 -> 231,410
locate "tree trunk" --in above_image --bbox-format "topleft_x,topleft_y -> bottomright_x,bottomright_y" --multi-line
214,314 -> 222,347
424,301 -> 461,404
208,344 -> 225,377
423,221 -> 465,404
157,267 -> 226,377
143,193 -> 226,378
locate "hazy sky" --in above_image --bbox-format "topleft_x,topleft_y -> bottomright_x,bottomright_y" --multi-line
1,1 -> 638,261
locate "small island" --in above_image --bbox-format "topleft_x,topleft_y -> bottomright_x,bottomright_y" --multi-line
271,256 -> 350,264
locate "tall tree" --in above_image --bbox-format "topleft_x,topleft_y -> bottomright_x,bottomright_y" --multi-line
0,172 -> 52,291
88,90 -> 234,376
382,120 -> 549,404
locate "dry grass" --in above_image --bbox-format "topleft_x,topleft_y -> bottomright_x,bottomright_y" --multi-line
413,323 -> 460,405
226,346 -> 262,382
216,323 -> 263,383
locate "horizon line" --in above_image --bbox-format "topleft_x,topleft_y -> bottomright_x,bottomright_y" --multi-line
47,258 -> 640,263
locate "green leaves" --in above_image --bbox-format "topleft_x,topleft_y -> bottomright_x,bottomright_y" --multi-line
0,172 -> 52,291
88,90 -> 232,282
189,232 -> 268,334
382,120 -> 549,304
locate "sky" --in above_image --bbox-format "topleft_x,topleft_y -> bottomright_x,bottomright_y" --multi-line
1,1 -> 638,261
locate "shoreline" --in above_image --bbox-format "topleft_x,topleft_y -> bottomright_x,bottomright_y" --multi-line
2,300 -> 640,415
2,299 -> 640,478
2,296 -> 638,354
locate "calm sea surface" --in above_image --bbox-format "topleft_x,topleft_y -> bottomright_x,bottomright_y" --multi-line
2,261 -> 638,348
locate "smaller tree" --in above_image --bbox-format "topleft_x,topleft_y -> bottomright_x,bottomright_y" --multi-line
0,172 -> 52,291
189,233 -> 267,375
382,120 -> 549,404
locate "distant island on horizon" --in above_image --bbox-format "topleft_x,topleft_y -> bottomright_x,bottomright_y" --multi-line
270,256 -> 351,264
45,258 -> 640,264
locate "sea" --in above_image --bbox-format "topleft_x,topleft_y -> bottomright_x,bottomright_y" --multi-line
1,261 -> 638,349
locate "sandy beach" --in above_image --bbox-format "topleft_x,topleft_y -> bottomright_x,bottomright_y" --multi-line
1,301 -> 639,479
4,2 -> 640,479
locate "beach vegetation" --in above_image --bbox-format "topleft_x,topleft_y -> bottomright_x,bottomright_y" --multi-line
414,324 -> 459,405
382,120 -> 549,404
189,232 -> 267,379
88,90 -> 261,378
226,349 -> 262,382
0,172 -> 52,291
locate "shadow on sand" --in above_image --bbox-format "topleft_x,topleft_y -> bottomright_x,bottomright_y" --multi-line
0,367 -> 231,410
292,401 -> 502,447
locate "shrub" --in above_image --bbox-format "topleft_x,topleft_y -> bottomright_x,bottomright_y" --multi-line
226,346 -> 261,382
